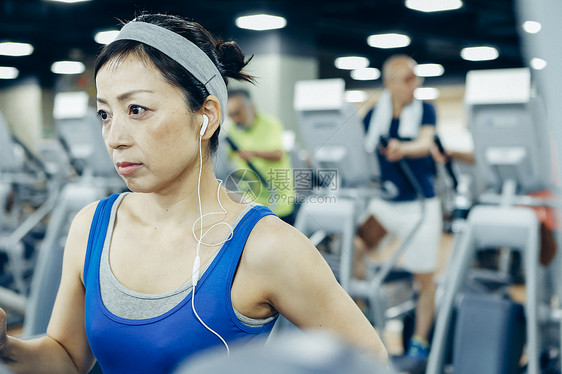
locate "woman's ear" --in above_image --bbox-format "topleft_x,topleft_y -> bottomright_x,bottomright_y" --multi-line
199,95 -> 221,140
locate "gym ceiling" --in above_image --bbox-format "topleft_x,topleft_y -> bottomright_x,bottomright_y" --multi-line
0,0 -> 523,89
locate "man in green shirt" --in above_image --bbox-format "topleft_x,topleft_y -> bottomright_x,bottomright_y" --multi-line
226,89 -> 296,224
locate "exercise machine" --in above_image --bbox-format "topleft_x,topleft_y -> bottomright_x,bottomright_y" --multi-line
427,67 -> 554,374
292,79 -> 426,342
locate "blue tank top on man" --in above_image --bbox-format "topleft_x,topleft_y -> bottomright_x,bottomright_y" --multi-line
363,102 -> 437,202
83,193 -> 279,374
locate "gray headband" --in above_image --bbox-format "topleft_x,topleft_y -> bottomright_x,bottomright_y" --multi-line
115,21 -> 227,124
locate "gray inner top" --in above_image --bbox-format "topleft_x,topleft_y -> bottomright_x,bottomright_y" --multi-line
99,193 -> 276,326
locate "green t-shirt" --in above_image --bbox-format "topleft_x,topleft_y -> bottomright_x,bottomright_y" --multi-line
227,113 -> 295,217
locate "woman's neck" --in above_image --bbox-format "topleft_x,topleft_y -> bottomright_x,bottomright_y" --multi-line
136,163 -> 227,225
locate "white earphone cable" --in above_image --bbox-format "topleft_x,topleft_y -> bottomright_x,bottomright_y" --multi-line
191,123 -> 232,355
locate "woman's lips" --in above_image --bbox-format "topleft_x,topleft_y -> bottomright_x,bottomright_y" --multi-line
116,162 -> 142,176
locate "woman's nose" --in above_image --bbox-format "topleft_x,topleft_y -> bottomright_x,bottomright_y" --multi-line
104,117 -> 132,149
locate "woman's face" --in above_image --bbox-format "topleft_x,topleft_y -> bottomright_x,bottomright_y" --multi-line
96,53 -> 199,193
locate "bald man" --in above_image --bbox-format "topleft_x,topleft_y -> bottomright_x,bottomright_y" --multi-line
356,55 -> 441,370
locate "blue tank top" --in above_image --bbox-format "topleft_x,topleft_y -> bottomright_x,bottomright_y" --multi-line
83,193 -> 278,374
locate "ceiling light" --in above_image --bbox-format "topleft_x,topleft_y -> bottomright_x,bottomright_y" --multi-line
351,67 -> 381,81
460,46 -> 499,61
0,67 -> 19,79
414,87 -> 439,100
405,0 -> 462,12
94,30 -> 120,45
0,42 -> 34,57
51,61 -> 85,75
530,58 -> 547,70
522,21 -> 542,34
235,14 -> 287,31
45,0 -> 92,3
334,56 -> 369,70
345,90 -> 367,103
367,33 -> 411,49
414,63 -> 444,77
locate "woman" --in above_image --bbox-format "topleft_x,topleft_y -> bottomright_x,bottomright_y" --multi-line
0,13 -> 387,373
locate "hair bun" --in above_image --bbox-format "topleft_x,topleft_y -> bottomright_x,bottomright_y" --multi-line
216,40 -> 254,83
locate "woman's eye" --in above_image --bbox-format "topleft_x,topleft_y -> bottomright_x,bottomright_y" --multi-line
129,105 -> 146,116
97,110 -> 110,122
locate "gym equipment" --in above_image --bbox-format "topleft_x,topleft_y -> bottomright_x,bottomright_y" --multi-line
22,105 -> 126,337
23,183 -> 108,337
0,112 -> 59,298
433,134 -> 458,191
223,136 -> 270,187
432,134 -> 472,235
292,79 -> 426,343
517,2 -> 562,371
426,68 -> 553,374
0,100 -> 126,339
453,292 -> 526,374
176,330 -> 390,374
294,78 -> 379,188
55,106 -> 126,191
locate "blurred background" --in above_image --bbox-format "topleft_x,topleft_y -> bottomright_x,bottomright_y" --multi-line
0,0 -> 531,154
0,1 -> 561,373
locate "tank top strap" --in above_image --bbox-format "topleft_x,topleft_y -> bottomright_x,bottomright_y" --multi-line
83,193 -> 120,282
220,205 -> 275,282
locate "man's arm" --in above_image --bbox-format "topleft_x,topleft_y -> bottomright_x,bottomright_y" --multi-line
237,149 -> 283,162
384,125 -> 435,161
430,146 -> 475,165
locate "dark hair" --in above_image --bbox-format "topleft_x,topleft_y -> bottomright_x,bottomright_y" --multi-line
94,13 -> 254,154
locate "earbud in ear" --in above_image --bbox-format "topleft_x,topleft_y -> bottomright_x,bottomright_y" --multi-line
200,115 -> 209,137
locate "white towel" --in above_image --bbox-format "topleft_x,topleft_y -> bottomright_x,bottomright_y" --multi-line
364,90 -> 423,152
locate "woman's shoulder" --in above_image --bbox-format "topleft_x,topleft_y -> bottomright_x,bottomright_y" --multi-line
70,192 -> 124,230
243,210 -> 312,266
248,207 -> 291,238
239,209 -> 337,302
71,200 -> 101,234
65,200 -> 102,280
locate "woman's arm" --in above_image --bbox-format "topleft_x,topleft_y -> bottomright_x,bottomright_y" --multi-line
245,217 -> 388,363
0,203 -> 98,373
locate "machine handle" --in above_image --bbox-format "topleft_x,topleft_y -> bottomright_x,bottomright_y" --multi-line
434,135 -> 459,190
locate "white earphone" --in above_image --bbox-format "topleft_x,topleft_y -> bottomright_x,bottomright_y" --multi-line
192,111 -> 233,354
200,114 -> 209,137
